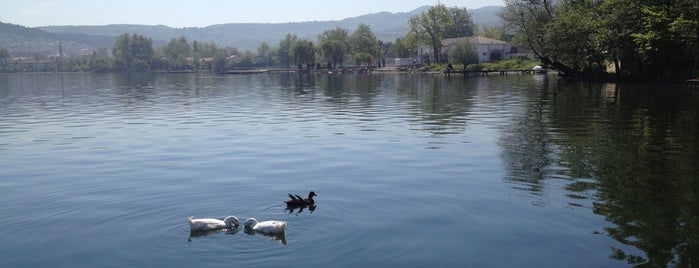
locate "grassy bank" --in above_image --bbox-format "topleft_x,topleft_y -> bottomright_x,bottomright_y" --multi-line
421,57 -> 541,72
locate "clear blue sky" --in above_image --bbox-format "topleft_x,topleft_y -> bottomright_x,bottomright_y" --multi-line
1,0 -> 504,28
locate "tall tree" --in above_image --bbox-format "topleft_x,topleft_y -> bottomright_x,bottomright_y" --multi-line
445,6 -> 477,38
502,0 -> 699,80
0,47 -> 10,69
409,4 -> 476,63
89,48 -> 111,72
112,33 -> 154,72
291,39 -> 315,68
257,42 -> 270,57
112,34 -> 132,71
165,36 -> 192,70
392,33 -> 418,58
278,34 -> 298,68
349,23 -> 379,62
318,27 -> 349,68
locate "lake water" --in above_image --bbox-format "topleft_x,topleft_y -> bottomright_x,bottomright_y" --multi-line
1,72 -> 697,267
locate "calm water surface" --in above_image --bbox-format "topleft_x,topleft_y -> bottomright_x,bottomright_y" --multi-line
1,73 -> 697,267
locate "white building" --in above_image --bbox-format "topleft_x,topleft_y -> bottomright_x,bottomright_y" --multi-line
418,36 -> 535,64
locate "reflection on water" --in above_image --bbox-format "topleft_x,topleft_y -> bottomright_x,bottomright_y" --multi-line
188,229 -> 239,242
285,204 -> 317,215
1,72 -> 698,266
243,229 -> 288,245
497,80 -> 699,266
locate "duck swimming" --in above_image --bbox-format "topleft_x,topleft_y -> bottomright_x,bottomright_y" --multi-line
188,215 -> 240,231
285,191 -> 317,207
243,218 -> 287,234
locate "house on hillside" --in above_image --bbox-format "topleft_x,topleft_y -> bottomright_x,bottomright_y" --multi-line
417,36 -> 535,64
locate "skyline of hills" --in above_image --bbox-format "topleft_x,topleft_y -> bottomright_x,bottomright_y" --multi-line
1,5 -> 503,57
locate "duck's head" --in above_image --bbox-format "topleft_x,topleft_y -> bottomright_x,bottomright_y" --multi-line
243,218 -> 258,229
308,191 -> 317,199
223,215 -> 240,227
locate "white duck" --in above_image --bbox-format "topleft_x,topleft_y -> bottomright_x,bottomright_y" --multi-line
243,218 -> 287,234
188,215 -> 240,231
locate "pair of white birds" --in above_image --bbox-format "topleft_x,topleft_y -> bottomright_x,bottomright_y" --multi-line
188,215 -> 286,234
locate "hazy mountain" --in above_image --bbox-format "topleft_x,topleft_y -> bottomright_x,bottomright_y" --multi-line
2,6 -> 502,56
0,22 -> 114,57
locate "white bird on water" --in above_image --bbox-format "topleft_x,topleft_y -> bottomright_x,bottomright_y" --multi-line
188,215 -> 240,231
243,218 -> 287,234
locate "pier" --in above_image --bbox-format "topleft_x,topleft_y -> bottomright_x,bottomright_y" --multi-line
444,69 -> 547,77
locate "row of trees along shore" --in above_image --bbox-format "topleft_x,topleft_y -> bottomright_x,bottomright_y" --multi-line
0,4 -> 480,74
2,2 -> 696,81
501,0 -> 699,81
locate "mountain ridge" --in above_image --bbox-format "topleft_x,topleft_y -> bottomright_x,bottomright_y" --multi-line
1,6 -> 502,56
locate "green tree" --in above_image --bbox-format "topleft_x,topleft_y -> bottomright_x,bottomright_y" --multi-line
350,23 -> 379,56
291,39 -> 315,68
130,59 -> 150,72
112,34 -> 132,71
480,24 -> 510,42
445,6 -> 476,38
0,47 -> 10,70
165,36 -> 192,70
130,35 -> 154,66
89,48 -> 111,72
392,34 -> 418,58
112,33 -> 154,72
354,53 -> 373,67
257,42 -> 271,58
449,39 -> 478,68
409,4 -> 476,63
278,34 -> 298,68
630,1 -> 699,79
213,48 -> 229,72
318,27 -> 349,68
502,0 -> 699,80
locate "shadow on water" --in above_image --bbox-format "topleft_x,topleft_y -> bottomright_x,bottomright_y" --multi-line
497,79 -> 699,266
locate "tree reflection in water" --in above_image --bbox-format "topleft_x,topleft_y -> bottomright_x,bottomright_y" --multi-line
498,81 -> 699,266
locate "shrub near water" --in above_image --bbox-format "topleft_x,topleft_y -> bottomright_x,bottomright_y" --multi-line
419,58 -> 541,72
467,57 -> 540,71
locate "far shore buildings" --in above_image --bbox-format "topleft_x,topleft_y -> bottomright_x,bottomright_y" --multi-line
414,35 -> 534,65
10,57 -> 56,72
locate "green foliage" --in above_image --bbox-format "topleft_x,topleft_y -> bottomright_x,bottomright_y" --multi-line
449,39 -> 478,67
257,42 -> 271,58
234,50 -> 255,67
278,34 -> 298,67
479,25 -> 510,42
291,39 -> 315,66
0,47 -> 10,71
445,6 -> 476,38
409,4 -> 476,63
130,59 -> 150,72
350,23 -> 379,57
319,27 -> 349,68
502,0 -> 699,80
164,36 -> 192,70
353,53 -> 373,67
476,57 -> 539,71
213,49 -> 229,72
112,33 -> 154,72
89,49 -> 111,72
392,35 -> 416,58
